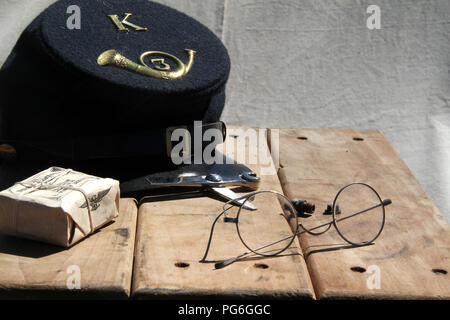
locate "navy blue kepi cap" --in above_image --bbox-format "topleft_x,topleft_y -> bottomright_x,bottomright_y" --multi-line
0,0 -> 230,160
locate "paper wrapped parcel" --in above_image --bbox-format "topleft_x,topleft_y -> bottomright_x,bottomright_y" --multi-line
0,167 -> 120,247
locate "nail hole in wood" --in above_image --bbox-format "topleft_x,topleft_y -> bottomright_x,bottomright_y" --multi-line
351,266 -> 366,273
432,268 -> 447,275
175,262 -> 190,268
254,263 -> 269,269
353,137 -> 364,141
297,136 -> 308,140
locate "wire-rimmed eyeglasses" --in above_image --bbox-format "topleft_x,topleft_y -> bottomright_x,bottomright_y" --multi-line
200,182 -> 392,269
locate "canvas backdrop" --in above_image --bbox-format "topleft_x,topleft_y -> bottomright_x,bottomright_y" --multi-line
1,0 -> 449,221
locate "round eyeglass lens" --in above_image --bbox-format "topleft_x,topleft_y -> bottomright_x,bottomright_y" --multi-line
332,183 -> 385,246
236,191 -> 299,256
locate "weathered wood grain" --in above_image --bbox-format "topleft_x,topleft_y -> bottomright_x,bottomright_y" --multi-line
0,198 -> 137,299
274,128 -> 450,299
132,127 -> 315,299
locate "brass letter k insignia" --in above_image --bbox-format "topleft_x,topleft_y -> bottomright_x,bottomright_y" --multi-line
107,13 -> 148,32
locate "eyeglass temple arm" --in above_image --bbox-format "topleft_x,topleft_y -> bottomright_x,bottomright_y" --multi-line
199,206 -> 234,263
200,193 -> 260,265
215,252 -> 249,269
333,198 -> 391,224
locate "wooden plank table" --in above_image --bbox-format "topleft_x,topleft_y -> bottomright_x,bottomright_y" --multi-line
0,198 -> 137,299
132,127 -> 315,299
0,127 -> 448,299
274,128 -> 450,299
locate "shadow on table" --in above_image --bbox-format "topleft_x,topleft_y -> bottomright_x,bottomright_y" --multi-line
0,219 -> 115,259
0,235 -> 65,258
303,242 -> 375,260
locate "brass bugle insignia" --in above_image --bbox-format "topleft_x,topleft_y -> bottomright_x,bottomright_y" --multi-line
97,49 -> 196,80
